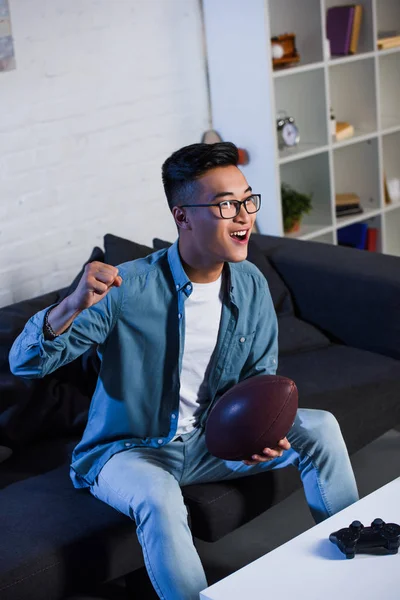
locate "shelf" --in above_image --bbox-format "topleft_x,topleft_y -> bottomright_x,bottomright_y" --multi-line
379,51 -> 400,130
279,142 -> 329,164
376,0 -> 400,47
377,46 -> 400,56
333,138 -> 381,212
285,224 -> 334,241
384,201 -> 400,213
281,152 -> 333,233
332,129 -> 378,149
384,204 -> 400,256
336,206 -> 383,229
273,61 -> 324,78
381,123 -> 400,136
204,0 -> 400,253
274,67 -> 328,152
382,129 -> 400,204
328,51 -> 375,66
269,0 -> 323,66
329,57 -> 377,134
311,231 -> 336,244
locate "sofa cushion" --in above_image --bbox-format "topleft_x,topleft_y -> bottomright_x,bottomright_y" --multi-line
278,344 -> 400,455
0,291 -> 96,448
104,233 -> 154,266
278,315 -> 330,356
246,238 -> 294,316
59,246 -> 105,302
0,439 -> 143,600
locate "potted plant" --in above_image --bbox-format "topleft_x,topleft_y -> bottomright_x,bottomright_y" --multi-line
281,182 -> 312,233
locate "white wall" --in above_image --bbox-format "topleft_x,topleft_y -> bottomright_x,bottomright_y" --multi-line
0,0 -> 209,307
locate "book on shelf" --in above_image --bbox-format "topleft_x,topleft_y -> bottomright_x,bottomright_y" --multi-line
335,192 -> 360,206
326,4 -> 363,56
377,31 -> 400,50
335,192 -> 363,217
349,5 -> 363,54
336,203 -> 360,212
336,206 -> 364,217
366,228 -> 378,252
327,5 -> 355,55
336,121 -> 354,141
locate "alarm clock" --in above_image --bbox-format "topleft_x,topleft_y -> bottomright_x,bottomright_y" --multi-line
277,114 -> 300,150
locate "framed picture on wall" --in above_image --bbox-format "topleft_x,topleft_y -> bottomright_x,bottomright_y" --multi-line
0,0 -> 16,72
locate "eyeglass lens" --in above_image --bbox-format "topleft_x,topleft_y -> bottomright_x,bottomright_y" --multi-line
220,195 -> 260,218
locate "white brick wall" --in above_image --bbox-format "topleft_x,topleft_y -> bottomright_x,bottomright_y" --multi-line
0,0 -> 210,307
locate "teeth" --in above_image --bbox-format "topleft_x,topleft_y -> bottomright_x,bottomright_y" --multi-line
230,230 -> 247,237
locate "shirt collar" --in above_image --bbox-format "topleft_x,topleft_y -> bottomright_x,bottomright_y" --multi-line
167,239 -> 192,293
167,239 -> 237,301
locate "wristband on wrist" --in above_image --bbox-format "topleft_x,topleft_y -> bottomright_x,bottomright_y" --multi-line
43,307 -> 59,341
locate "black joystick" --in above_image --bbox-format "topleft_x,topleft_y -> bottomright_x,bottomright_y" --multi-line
329,518 -> 400,559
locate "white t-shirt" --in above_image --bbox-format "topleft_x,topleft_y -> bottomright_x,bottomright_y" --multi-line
175,275 -> 223,436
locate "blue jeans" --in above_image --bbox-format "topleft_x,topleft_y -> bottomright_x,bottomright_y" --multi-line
90,409 -> 359,600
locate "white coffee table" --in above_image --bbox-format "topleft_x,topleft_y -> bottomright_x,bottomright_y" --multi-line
200,477 -> 400,600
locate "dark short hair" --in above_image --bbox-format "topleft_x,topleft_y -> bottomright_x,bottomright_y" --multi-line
162,142 -> 239,211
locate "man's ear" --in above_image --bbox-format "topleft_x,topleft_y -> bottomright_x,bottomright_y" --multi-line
172,206 -> 191,231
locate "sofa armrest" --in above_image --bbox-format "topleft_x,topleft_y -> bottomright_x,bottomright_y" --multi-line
253,234 -> 400,360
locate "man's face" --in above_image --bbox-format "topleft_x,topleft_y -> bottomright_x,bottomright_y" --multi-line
178,165 -> 256,265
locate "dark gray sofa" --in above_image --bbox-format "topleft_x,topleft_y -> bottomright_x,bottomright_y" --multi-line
1,232 -> 399,600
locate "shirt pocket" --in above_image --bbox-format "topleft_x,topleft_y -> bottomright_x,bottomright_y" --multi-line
226,331 -> 256,373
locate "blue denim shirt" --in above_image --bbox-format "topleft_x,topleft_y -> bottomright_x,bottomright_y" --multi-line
9,241 -> 278,488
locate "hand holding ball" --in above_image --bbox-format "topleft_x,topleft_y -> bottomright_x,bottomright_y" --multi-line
205,375 -> 298,461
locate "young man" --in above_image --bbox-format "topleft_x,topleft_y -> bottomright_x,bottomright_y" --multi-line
9,142 -> 358,600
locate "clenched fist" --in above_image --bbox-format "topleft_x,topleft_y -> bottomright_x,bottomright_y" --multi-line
68,262 -> 123,311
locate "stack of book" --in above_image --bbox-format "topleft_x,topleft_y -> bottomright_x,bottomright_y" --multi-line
336,193 -> 363,217
377,31 -> 400,50
338,223 -> 378,251
326,4 -> 363,55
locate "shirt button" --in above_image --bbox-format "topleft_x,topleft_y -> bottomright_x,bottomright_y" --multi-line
171,414 -> 176,419
157,439 -> 163,445
239,336 -> 246,343
124,442 -> 132,447
176,284 -> 180,290
178,313 -> 182,319
186,284 -> 191,291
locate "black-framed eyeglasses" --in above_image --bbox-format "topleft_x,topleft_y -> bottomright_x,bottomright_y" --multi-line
178,194 -> 261,219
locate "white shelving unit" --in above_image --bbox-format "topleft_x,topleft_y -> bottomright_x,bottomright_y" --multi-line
202,0 -> 400,256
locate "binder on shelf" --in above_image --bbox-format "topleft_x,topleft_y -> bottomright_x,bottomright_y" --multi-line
337,223 -> 368,249
326,5 -> 355,55
366,228 -> 378,252
349,5 -> 363,54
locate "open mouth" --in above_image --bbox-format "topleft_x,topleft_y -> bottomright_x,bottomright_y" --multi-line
229,229 -> 250,244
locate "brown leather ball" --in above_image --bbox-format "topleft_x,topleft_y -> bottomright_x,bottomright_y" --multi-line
205,375 -> 298,461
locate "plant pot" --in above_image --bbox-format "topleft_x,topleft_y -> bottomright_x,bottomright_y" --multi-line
284,219 -> 301,234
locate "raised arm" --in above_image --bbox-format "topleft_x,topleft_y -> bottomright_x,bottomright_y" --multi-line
9,261 -> 123,378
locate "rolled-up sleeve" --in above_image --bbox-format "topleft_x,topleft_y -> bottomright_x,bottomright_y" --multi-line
9,286 -> 122,379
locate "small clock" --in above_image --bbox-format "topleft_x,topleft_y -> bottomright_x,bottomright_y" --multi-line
276,114 -> 300,150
